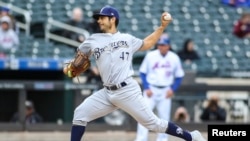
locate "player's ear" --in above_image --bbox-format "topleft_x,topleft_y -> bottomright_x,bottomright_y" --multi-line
110,17 -> 113,23
111,17 -> 116,23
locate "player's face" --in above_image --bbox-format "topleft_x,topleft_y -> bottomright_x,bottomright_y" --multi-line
97,16 -> 114,33
187,42 -> 195,52
1,22 -> 9,31
157,44 -> 170,55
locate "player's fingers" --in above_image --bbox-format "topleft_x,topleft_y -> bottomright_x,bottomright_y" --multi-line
145,89 -> 153,97
161,12 -> 172,27
166,91 -> 174,98
147,93 -> 153,97
63,67 -> 68,75
162,12 -> 172,20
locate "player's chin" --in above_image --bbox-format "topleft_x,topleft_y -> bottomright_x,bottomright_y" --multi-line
99,27 -> 105,32
99,25 -> 104,30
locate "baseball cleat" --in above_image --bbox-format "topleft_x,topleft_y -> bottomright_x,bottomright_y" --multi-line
190,130 -> 206,141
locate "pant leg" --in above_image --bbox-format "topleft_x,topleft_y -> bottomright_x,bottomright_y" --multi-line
72,88 -> 117,126
156,98 -> 172,141
111,79 -> 169,133
135,91 -> 156,141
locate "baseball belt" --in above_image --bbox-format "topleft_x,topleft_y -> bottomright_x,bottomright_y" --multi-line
105,82 -> 127,91
151,84 -> 169,88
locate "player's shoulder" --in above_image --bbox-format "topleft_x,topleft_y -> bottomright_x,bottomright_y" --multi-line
169,50 -> 178,55
85,33 -> 111,42
90,32 -> 133,38
169,51 -> 181,59
89,33 -> 107,38
146,50 -> 158,57
117,31 -> 140,38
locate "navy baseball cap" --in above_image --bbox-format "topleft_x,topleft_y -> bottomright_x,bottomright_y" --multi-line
1,7 -> 10,12
157,34 -> 170,45
93,5 -> 119,20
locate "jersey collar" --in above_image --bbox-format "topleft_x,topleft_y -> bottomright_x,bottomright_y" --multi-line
107,31 -> 120,36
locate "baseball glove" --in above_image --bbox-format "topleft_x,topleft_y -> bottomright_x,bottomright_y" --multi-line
63,51 -> 91,78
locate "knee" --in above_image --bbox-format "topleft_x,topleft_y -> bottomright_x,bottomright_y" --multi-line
73,105 -> 82,118
142,119 -> 169,133
74,105 -> 81,114
72,120 -> 87,126
73,106 -> 87,123
72,106 -> 88,126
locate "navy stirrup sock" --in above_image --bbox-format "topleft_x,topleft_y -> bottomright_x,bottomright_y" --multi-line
165,122 -> 192,141
70,125 -> 85,141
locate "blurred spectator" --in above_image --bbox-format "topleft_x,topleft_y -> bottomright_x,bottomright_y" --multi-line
0,16 -> 19,54
173,106 -> 190,123
0,52 -> 5,58
200,95 -> 227,122
62,7 -> 88,43
0,6 -> 19,34
177,38 -> 200,65
233,12 -> 250,38
10,100 -> 43,124
221,0 -> 250,7
86,9 -> 102,33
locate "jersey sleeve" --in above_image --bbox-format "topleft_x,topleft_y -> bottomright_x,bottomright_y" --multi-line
130,34 -> 143,53
174,56 -> 185,78
78,36 -> 93,54
139,53 -> 149,74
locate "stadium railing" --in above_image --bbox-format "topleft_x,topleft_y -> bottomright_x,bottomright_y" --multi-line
45,18 -> 90,48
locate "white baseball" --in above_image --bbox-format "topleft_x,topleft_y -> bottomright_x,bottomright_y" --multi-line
163,13 -> 172,20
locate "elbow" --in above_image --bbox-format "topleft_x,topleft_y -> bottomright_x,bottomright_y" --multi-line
141,40 -> 154,51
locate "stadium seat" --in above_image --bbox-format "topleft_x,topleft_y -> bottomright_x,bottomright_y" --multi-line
6,0 -> 249,78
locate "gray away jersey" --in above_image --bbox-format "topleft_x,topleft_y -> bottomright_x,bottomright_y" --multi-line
78,32 -> 143,86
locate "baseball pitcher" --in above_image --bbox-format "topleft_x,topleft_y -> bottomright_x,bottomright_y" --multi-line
63,5 -> 206,141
